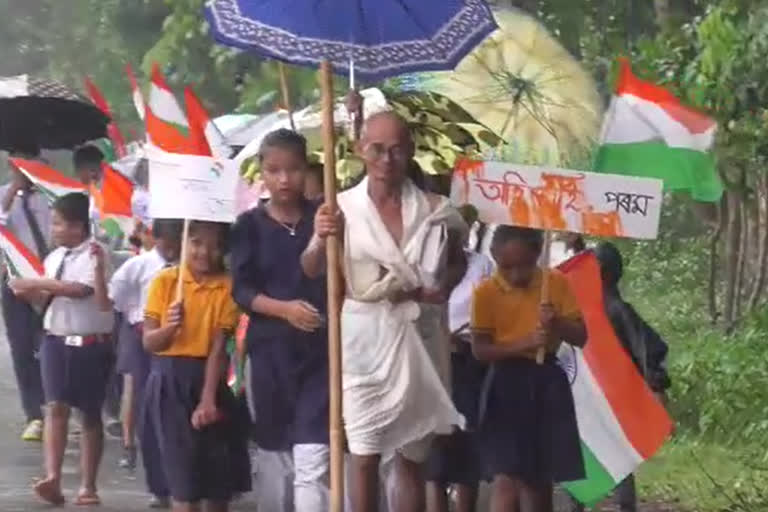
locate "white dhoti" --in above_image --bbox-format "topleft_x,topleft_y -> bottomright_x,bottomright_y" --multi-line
338,177 -> 465,462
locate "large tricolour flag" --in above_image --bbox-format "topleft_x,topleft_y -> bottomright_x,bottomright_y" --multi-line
0,225 -> 44,278
594,58 -> 723,202
558,252 -> 673,506
9,158 -> 87,202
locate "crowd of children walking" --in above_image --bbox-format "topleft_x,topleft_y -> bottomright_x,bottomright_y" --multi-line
1,116 -> 670,512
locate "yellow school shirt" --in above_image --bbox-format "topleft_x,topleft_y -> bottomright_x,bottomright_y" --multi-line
144,266 -> 240,358
471,269 -> 581,359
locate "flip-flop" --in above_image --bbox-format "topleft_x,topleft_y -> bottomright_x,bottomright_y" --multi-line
33,478 -> 65,506
74,492 -> 101,506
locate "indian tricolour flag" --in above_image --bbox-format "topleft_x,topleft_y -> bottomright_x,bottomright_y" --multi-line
125,63 -> 146,121
558,252 -> 673,506
9,158 -> 87,203
145,63 -> 193,154
184,86 -> 230,158
91,163 -> 134,239
0,225 -> 44,278
594,58 -> 723,202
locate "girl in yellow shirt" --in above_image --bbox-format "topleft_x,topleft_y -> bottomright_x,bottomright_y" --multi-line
143,221 -> 250,512
471,225 -> 587,512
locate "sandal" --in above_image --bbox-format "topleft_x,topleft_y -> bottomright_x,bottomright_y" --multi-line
74,491 -> 101,506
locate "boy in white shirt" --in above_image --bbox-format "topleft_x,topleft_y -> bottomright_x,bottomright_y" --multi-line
109,219 -> 182,509
9,192 -> 114,507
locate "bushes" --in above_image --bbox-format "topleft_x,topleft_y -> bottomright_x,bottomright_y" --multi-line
616,223 -> 768,510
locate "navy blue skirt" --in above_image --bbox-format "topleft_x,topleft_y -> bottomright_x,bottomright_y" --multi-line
248,333 -> 329,451
478,356 -> 585,485
115,319 -> 150,377
425,348 -> 488,485
144,356 -> 251,503
40,335 -> 112,418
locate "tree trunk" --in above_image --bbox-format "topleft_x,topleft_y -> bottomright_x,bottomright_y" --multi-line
734,200 -> 748,320
708,201 -> 724,325
748,174 -> 768,309
723,190 -> 741,327
654,0 -> 671,30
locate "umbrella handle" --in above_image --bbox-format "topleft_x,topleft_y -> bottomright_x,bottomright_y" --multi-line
537,231 -> 552,365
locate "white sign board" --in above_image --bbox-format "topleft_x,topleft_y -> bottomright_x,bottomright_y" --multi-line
451,160 -> 663,239
148,151 -> 238,223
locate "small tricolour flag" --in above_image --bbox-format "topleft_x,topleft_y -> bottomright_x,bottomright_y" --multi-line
91,163 -> 134,240
558,252 -> 673,506
594,58 -> 723,202
84,76 -> 127,158
0,225 -> 44,278
9,158 -> 87,202
145,63 -> 194,154
226,316 -> 249,397
184,86 -> 230,158
125,64 -> 146,121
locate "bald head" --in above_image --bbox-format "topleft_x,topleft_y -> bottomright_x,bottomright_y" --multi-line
360,111 -> 411,143
358,111 -> 414,186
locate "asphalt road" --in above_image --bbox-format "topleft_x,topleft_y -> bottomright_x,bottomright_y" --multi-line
0,320 -> 258,511
0,319 -> 677,512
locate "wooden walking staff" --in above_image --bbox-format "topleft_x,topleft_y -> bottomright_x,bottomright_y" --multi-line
536,231 -> 552,365
319,60 -> 344,512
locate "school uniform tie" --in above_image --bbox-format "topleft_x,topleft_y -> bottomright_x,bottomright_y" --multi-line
20,192 -> 48,259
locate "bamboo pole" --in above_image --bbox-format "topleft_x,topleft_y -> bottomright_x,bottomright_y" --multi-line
278,62 -> 296,131
536,230 -> 552,364
320,60 -> 344,512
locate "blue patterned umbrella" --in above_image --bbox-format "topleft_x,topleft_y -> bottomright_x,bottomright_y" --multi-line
205,0 -> 497,83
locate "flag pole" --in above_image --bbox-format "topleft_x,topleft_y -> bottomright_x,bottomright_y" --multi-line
278,62 -> 296,131
320,60 -> 344,512
537,230 -> 552,364
175,218 -> 190,302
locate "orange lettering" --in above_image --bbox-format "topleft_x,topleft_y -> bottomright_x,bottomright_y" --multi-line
582,208 -> 623,237
507,186 -> 532,226
454,159 -> 485,203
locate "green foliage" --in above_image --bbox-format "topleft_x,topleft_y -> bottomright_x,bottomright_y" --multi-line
615,214 -> 768,511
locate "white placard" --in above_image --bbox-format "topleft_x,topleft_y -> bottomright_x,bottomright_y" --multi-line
148,151 -> 238,223
451,160 -> 663,240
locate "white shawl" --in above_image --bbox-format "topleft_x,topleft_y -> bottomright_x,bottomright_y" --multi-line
338,177 -> 466,458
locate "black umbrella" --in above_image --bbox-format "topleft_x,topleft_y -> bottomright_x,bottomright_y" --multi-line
0,75 -> 110,151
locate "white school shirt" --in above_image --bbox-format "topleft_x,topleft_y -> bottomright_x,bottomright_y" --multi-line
43,240 -> 114,336
131,187 -> 151,226
109,248 -> 169,325
448,250 -> 495,334
0,185 -> 52,260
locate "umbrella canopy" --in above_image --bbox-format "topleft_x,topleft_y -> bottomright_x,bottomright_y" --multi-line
0,75 -> 110,151
205,0 -> 498,83
214,112 -> 292,147
409,9 -> 602,165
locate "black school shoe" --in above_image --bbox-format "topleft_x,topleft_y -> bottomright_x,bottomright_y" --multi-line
148,495 -> 170,509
